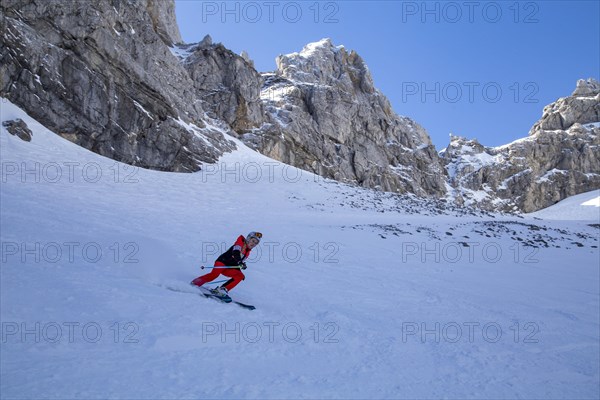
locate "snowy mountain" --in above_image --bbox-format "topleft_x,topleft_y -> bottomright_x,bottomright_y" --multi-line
250,38 -> 447,197
441,80 -> 600,213
2,98 -> 599,398
2,0 -> 598,212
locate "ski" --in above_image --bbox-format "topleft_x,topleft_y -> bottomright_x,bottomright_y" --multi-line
197,286 -> 256,310
161,284 -> 256,310
232,301 -> 256,310
198,286 -> 232,303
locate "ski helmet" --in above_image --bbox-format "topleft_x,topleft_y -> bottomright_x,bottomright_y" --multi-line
247,231 -> 262,243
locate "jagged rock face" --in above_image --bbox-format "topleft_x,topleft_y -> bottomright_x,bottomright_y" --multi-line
442,79 -> 600,213
530,78 -> 600,134
144,0 -> 182,46
244,39 -> 447,196
177,37 -> 265,133
0,0 -> 235,172
1,0 -> 444,193
3,0 -> 595,212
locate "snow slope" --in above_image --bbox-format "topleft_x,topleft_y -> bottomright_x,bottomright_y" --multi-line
1,99 -> 599,399
528,189 -> 600,221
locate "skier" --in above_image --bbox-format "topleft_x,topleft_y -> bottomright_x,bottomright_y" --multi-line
191,231 -> 262,300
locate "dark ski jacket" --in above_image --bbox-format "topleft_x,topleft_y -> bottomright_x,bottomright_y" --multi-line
216,235 -> 251,266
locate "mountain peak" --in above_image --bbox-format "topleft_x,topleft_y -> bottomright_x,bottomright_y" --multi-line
530,77 -> 600,134
294,38 -> 343,58
572,78 -> 600,96
275,38 -> 368,87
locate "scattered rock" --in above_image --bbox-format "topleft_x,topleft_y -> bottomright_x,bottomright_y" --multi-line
2,119 -> 32,142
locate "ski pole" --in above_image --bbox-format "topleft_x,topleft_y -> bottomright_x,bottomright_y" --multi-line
200,265 -> 242,270
207,279 -> 229,285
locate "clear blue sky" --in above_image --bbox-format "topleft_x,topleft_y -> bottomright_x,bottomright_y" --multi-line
175,0 -> 599,150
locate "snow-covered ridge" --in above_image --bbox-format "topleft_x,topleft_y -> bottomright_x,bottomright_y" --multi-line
285,38 -> 344,59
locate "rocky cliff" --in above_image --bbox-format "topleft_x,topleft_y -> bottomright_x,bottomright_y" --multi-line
1,0 -> 598,212
1,0 -> 236,172
172,37 -> 447,196
175,35 -> 265,134
1,0 -> 447,197
246,39 -> 447,196
442,78 -> 600,213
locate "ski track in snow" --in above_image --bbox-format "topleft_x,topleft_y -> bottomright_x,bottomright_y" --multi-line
1,99 -> 599,399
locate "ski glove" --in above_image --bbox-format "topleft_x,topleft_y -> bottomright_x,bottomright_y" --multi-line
239,262 -> 247,270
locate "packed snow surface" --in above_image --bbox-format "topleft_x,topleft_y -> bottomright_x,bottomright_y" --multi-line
1,99 -> 599,399
528,189 -> 600,221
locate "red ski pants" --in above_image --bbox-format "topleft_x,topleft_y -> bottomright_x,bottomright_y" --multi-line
191,262 -> 245,291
